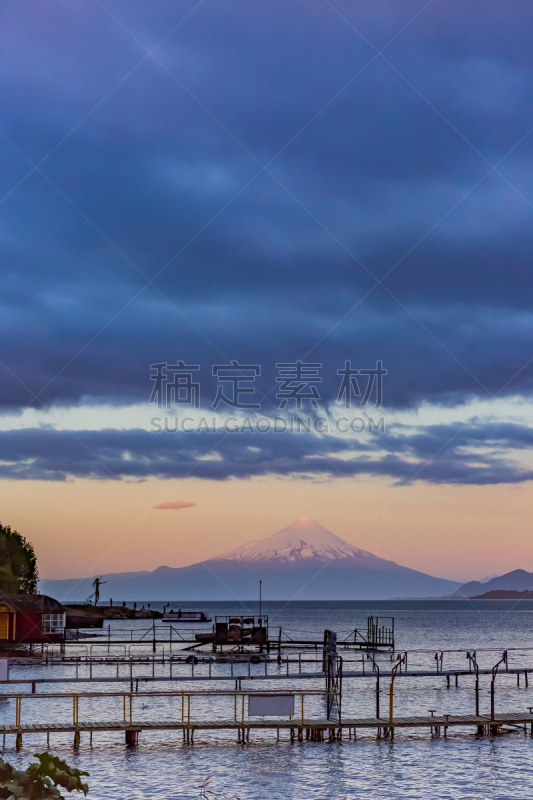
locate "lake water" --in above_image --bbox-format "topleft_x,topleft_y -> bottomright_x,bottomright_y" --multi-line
4,599 -> 533,800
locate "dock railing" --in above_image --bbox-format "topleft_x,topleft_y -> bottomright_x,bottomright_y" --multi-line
0,687 -> 337,733
466,651 -> 480,716
388,653 -> 406,725
490,651 -> 508,724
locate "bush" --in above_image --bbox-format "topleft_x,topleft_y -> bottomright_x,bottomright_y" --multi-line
0,752 -> 89,799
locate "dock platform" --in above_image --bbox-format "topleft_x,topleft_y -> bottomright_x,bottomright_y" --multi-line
2,712 -> 533,746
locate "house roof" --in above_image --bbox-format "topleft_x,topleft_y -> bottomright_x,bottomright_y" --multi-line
0,594 -> 65,613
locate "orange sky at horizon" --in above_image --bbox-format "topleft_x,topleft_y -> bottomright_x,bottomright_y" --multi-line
1,474 -> 531,584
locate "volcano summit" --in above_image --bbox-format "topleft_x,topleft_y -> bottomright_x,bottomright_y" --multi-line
216,516 -> 413,568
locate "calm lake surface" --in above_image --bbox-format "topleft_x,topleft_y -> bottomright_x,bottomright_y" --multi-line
5,599 -> 533,800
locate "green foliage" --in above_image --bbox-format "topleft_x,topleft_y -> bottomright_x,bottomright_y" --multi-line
0,524 -> 39,595
0,753 -> 88,799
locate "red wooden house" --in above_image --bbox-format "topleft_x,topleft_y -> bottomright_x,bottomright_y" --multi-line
0,594 -> 66,646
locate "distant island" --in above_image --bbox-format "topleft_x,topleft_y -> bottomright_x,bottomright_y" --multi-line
473,590 -> 533,600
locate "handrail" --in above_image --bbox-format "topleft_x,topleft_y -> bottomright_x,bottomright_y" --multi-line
367,652 -> 380,719
389,654 -> 406,724
466,651 -> 480,716
490,651 -> 508,722
5,687 -> 335,731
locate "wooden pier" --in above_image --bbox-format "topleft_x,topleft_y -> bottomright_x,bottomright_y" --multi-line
0,679 -> 532,748
2,712 -> 533,748
2,623 -> 533,749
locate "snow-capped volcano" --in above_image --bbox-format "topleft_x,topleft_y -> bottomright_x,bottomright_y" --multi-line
40,516 -> 461,600
214,516 -> 394,566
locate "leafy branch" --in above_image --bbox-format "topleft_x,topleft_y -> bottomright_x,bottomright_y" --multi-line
0,753 -> 89,799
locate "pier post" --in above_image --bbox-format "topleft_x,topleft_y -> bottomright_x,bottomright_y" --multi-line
125,729 -> 139,746
15,734 -> 22,750
73,731 -> 80,749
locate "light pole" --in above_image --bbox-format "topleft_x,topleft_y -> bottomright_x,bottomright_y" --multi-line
259,580 -> 262,621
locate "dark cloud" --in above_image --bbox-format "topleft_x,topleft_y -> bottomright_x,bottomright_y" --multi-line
1,1 -> 533,420
0,421 -> 532,486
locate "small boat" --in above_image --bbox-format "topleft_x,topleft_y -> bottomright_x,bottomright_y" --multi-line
162,610 -> 212,623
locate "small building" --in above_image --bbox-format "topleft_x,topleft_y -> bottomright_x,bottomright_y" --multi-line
0,594 -> 66,646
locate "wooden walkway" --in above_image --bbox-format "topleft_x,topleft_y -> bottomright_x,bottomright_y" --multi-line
2,712 -> 533,743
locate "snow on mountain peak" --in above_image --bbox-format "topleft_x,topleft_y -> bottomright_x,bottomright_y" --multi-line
214,517 -> 387,565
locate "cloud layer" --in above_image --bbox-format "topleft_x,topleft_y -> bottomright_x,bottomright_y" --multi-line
1,421 -> 532,486
1,2 -> 533,411
1,2 -> 533,485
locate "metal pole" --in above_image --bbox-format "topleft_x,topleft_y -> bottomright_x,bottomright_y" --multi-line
259,580 -> 262,620
389,655 -> 405,724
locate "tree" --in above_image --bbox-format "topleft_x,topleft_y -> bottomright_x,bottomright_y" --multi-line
0,752 -> 88,799
0,524 -> 39,595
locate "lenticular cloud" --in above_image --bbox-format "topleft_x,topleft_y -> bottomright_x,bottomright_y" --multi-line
153,501 -> 196,510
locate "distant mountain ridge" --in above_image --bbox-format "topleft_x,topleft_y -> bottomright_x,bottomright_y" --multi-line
451,569 -> 533,598
39,517 -> 459,601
